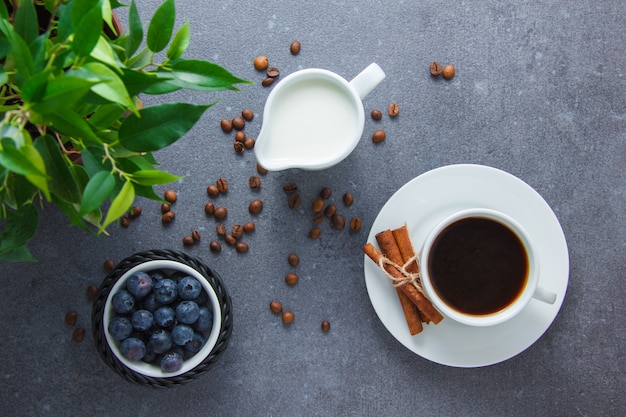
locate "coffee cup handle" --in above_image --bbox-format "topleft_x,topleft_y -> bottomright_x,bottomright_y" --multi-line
533,286 -> 557,305
349,63 -> 386,100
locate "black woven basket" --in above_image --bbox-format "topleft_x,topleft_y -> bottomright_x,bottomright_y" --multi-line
91,250 -> 233,387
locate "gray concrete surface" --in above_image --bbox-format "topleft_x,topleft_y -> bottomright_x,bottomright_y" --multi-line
1,1 -> 624,416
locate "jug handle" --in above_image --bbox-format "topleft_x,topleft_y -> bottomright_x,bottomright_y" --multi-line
349,63 -> 386,100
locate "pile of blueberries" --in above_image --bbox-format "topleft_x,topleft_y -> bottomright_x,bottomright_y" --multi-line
107,270 -> 213,373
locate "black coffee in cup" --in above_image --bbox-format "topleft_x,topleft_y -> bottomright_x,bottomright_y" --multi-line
427,217 -> 529,316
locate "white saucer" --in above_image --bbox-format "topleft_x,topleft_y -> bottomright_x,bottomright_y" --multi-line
363,164 -> 569,367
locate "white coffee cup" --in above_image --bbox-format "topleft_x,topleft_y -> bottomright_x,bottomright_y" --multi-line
254,63 -> 386,171
419,208 -> 557,327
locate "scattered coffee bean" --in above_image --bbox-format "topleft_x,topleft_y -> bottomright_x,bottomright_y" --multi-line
331,213 -> 346,230
349,217 -> 362,232
430,61 -> 443,76
209,241 -> 222,252
283,182 -> 298,194
261,77 -> 275,87
216,178 -> 229,193
313,213 -> 324,223
129,205 -> 142,219
311,198 -> 324,213
324,204 -> 337,218
225,234 -> 237,246
65,311 -> 77,326
191,230 -> 201,241
216,224 -> 227,236
164,190 -> 177,203
270,301 -> 283,314
242,108 -> 254,121
243,222 -> 256,233
235,242 -> 249,253
321,321 -> 331,332
231,224 -> 243,239
232,116 -> 245,131
281,311 -> 295,324
249,175 -> 261,189
266,67 -> 280,78
288,194 -> 301,209
233,141 -> 245,153
372,129 -> 386,143
371,109 -> 383,120
162,211 -> 175,223
121,215 -> 130,228
249,199 -> 263,214
244,137 -> 255,149
309,227 -> 321,239
161,203 -> 171,213
257,163 -> 268,175
204,202 -> 215,215
285,273 -> 299,285
72,327 -> 85,342
234,131 -> 246,142
103,259 -> 115,272
253,55 -> 269,71
182,235 -> 195,246
342,193 -> 354,206
320,187 -> 332,199
388,103 -> 399,117
443,64 -> 455,80
290,40 -> 301,55
220,119 -> 233,133
288,253 -> 300,267
207,185 -> 220,197
214,206 -> 228,220
86,285 -> 98,301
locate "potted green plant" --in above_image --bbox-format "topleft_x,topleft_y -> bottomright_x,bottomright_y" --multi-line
0,0 -> 250,262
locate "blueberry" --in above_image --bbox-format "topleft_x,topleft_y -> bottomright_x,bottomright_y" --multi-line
184,332 -> 205,353
142,293 -> 162,312
193,306 -> 213,332
126,271 -> 153,299
171,324 -> 194,346
131,310 -> 154,332
153,279 -> 178,304
142,347 -> 159,363
108,316 -> 133,341
120,337 -> 146,361
149,270 -> 166,284
160,350 -> 183,373
194,289 -> 209,306
148,329 -> 173,354
154,306 -> 176,328
177,276 -> 202,300
175,301 -> 200,324
111,290 -> 135,315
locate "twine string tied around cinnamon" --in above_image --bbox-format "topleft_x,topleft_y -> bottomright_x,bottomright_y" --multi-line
377,254 -> 426,295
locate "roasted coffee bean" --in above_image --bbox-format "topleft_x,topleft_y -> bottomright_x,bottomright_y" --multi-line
288,253 -> 300,267
243,222 -> 256,233
86,285 -> 98,301
320,187 -> 332,199
216,178 -> 229,193
288,194 -> 301,209
220,119 -> 233,133
270,301 -> 283,314
234,131 -> 246,142
261,77 -> 275,87
183,235 -> 195,246
331,213 -> 346,230
162,211 -> 175,223
129,205 -> 142,219
309,227 -> 321,239
242,108 -> 254,121
121,215 -> 130,228
65,311 -> 77,326
343,192 -> 354,206
204,202 -> 215,215
72,328 -> 85,342
232,116 -> 245,131
164,190 -> 177,203
257,163 -> 268,175
191,230 -> 201,241
313,213 -> 324,223
209,241 -> 222,252
311,198 -> 324,213
371,109 -> 383,120
103,259 -> 114,272
372,129 -> 386,143
214,206 -> 227,220
232,224 -> 243,239
161,203 -> 171,213
350,217 -> 362,231
253,55 -> 269,71
233,141 -> 245,153
235,242 -> 249,253
281,311 -> 295,324
443,64 -> 455,79
225,234 -> 237,246
283,182 -> 298,194
266,67 -> 280,77
430,61 -> 443,76
207,184 -> 220,197
285,273 -> 299,285
388,103 -> 399,117
249,175 -> 261,189
249,199 -> 263,214
324,204 -> 337,218
290,40 -> 301,55
216,224 -> 227,236
244,138 -> 255,149
321,321 -> 331,332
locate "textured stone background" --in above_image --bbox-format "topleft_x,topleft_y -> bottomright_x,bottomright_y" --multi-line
1,1 -> 624,416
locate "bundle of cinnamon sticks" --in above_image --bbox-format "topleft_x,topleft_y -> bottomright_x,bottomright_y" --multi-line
363,224 -> 443,335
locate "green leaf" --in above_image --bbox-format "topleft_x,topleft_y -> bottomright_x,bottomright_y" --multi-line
79,170 -> 115,215
0,245 -> 37,262
119,68 -> 173,96
161,59 -> 252,92
0,138 -> 47,177
43,111 -> 103,145
0,37 -> 11,59
71,62 -> 137,114
126,0 -> 143,57
14,0 -> 38,46
21,142 -> 51,201
0,1 -> 7,19
71,0 -> 104,57
100,179 -> 134,231
30,76 -> 97,115
33,135 -> 81,204
0,19 -> 35,84
126,46 -> 153,69
0,66 -> 7,86
0,202 -> 38,249
90,36 -> 121,69
147,0 -> 175,53
118,102 -> 212,152
56,2 -> 73,41
131,169 -> 182,185
29,33 -> 48,72
88,103 -> 126,129
167,20 -> 189,61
